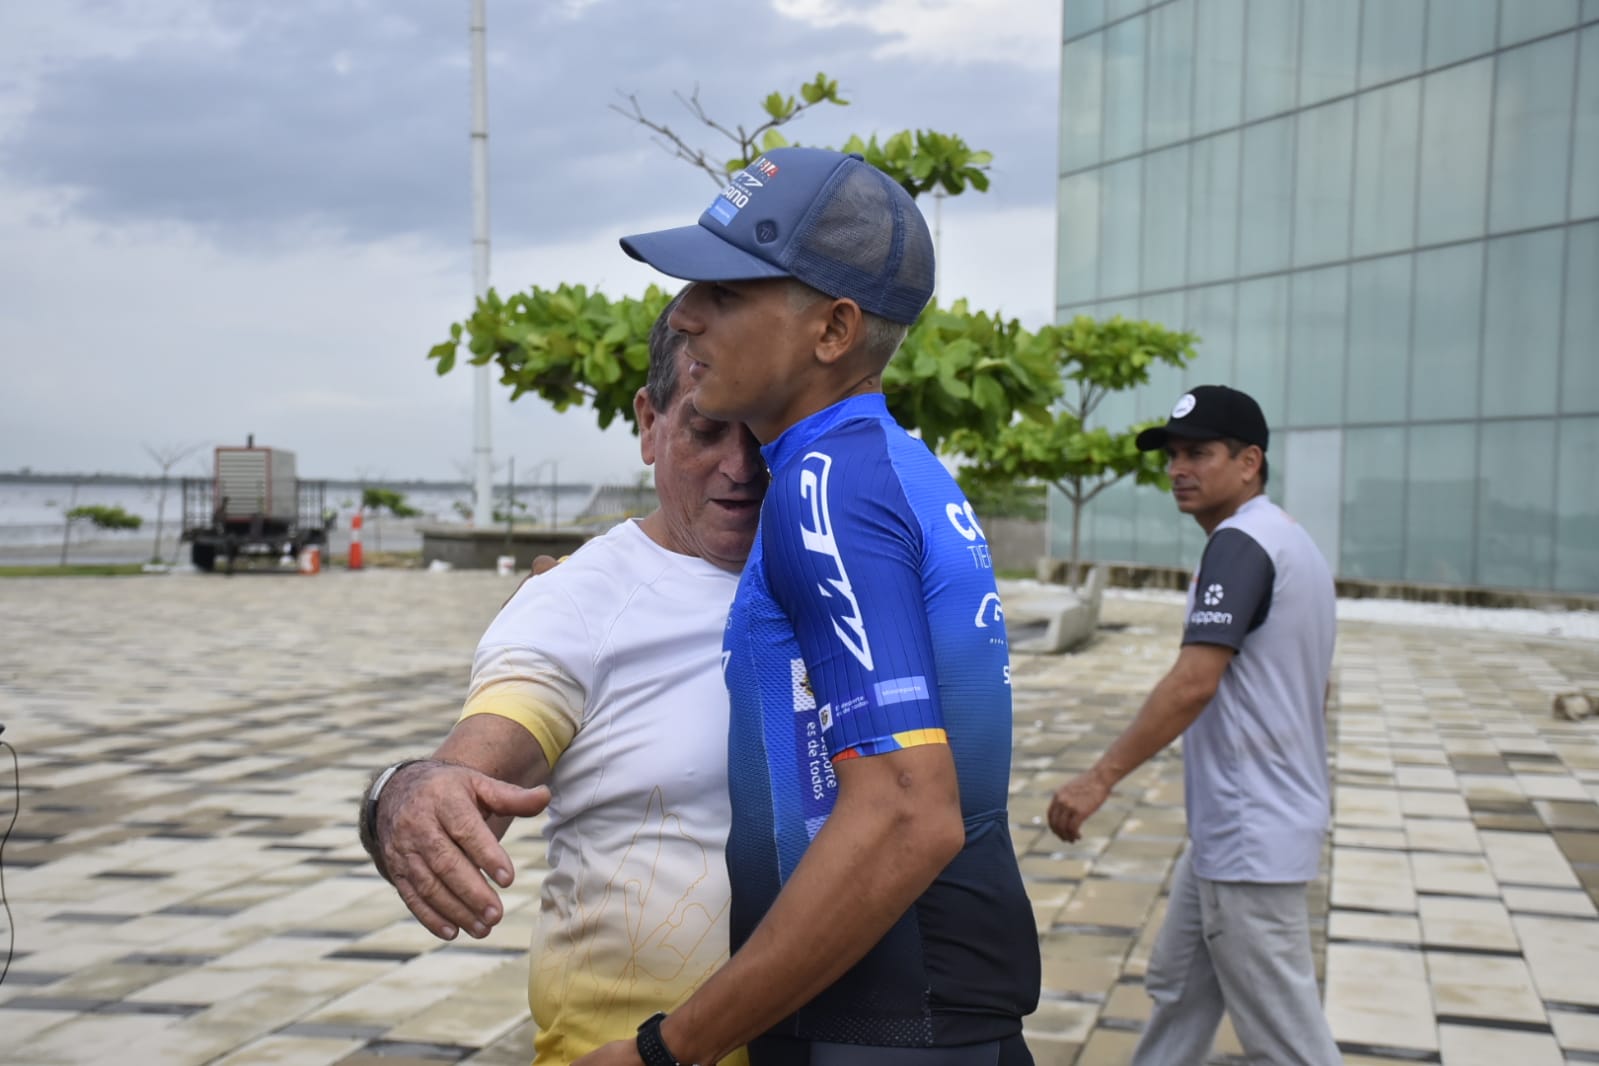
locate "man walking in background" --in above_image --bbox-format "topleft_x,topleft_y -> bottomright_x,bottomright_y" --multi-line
1048,385 -> 1341,1065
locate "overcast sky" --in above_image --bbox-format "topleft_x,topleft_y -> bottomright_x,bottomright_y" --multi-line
0,0 -> 1062,484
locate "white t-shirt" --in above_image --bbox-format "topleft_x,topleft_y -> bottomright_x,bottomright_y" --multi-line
462,520 -> 741,1065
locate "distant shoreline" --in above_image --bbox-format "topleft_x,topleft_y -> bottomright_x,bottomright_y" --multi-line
0,472 -> 601,493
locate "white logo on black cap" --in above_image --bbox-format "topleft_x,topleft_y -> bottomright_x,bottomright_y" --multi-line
1172,393 -> 1197,419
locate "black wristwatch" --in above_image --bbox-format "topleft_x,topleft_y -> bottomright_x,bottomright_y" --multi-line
636,1011 -> 683,1066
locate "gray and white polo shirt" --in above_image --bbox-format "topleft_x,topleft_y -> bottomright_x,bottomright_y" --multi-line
1180,494 -> 1336,883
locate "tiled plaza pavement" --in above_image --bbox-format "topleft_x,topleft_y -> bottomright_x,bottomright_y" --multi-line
0,570 -> 1595,1065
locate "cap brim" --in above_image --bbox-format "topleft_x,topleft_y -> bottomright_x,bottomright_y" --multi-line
619,223 -> 791,283
1134,424 -> 1226,451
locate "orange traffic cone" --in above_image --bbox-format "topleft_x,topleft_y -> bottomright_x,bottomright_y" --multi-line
349,512 -> 364,570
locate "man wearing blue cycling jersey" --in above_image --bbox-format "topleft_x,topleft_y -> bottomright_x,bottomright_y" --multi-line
574,147 -> 1039,1066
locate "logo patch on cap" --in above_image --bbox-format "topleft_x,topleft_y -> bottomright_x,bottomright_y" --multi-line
1172,393 -> 1197,419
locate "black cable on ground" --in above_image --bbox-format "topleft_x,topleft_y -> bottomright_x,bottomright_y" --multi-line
0,736 -> 17,989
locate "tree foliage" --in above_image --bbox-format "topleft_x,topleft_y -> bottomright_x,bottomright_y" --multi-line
66,504 -> 143,531
953,316 -> 1199,583
431,290 -> 1062,455
361,488 -> 419,519
611,72 -> 992,198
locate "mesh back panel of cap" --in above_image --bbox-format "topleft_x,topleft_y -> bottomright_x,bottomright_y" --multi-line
785,162 -> 933,324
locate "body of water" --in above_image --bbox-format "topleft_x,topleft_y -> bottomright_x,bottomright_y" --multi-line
0,478 -> 601,563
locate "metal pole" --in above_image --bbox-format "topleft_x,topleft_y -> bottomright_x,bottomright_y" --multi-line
469,0 -> 493,526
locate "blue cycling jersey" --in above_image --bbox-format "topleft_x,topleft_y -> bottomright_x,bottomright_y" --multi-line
723,394 -> 1039,1049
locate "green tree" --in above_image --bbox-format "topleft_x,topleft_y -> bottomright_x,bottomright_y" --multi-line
361,488 -> 419,553
612,72 -> 992,198
951,316 -> 1199,585
429,73 -> 1054,456
61,504 -> 142,566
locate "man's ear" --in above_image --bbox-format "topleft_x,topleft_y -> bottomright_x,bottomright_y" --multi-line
1241,444 -> 1263,483
635,388 -> 659,466
814,298 -> 865,367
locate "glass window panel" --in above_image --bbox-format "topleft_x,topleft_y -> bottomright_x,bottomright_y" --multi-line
1188,132 -> 1241,283
1141,144 -> 1190,291
1405,423 -> 1476,584
1341,427 -> 1407,580
1134,472 -> 1185,565
1588,0 -> 1599,23
1418,59 -> 1493,245
1104,17 -> 1147,160
1245,0 -> 1300,119
1139,291 -> 1189,419
1083,478 -> 1138,564
1100,157 -> 1143,297
1573,27 -> 1599,219
1555,417 -> 1599,592
1186,283 -> 1238,386
1426,0 -> 1497,68
1410,244 -> 1483,420
1565,223 -> 1599,413
1239,117 -> 1295,274
1352,80 -> 1421,257
1065,0 -> 1108,38
1288,266 -> 1348,426
1360,0 -> 1426,86
1499,0 -> 1580,47
1477,420 -> 1556,589
1299,1 -> 1359,106
1194,0 -> 1245,135
1490,35 -> 1577,233
1346,255 -> 1412,424
1146,1 -> 1195,148
1060,34 -> 1105,172
1294,99 -> 1356,266
1482,230 -> 1563,417
1236,277 -> 1290,423
1281,429 -> 1344,570
1108,0 -> 1148,20
1059,171 -> 1102,305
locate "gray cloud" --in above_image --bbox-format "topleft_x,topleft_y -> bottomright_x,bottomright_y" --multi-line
2,0 -> 1057,248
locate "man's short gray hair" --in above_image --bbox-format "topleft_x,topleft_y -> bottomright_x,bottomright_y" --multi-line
784,279 -> 910,368
644,290 -> 689,412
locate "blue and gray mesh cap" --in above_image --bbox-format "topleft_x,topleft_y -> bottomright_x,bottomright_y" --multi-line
620,146 -> 936,326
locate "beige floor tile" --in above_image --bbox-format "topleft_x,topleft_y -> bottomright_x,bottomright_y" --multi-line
1480,830 -> 1581,888
1410,853 -> 1498,897
1396,766 -> 1460,791
1549,1006 -> 1599,1052
1426,951 -> 1546,1023
1325,944 -> 1438,1053
210,1035 -> 367,1066
1501,885 -> 1598,917
1400,792 -> 1472,819
1513,773 -> 1590,801
1418,897 -> 1518,951
1404,819 -> 1482,854
1329,911 -> 1422,944
1512,914 -> 1599,1007
1436,1023 -> 1563,1066
1332,848 -> 1417,912
1335,787 -> 1405,829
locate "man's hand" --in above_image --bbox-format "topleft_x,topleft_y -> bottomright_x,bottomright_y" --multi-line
377,761 -> 549,940
1048,770 -> 1111,843
571,1039 -> 644,1066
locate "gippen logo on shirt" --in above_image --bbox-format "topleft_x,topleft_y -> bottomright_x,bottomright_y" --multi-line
1189,609 -> 1234,626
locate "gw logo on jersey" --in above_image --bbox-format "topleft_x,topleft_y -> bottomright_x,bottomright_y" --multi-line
798,451 -> 874,671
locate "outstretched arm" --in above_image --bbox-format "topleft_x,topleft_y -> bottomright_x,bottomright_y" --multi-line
365,713 -> 551,940
1049,641 -> 1234,842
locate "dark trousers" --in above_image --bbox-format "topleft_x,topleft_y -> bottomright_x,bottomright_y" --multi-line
750,1033 -> 1034,1065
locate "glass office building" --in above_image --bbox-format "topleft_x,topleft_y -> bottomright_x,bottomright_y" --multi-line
1054,0 -> 1599,594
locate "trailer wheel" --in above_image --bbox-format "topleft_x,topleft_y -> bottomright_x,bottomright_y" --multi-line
192,542 -> 217,572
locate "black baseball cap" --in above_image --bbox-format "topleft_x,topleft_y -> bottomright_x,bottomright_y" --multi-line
1135,385 -> 1270,452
